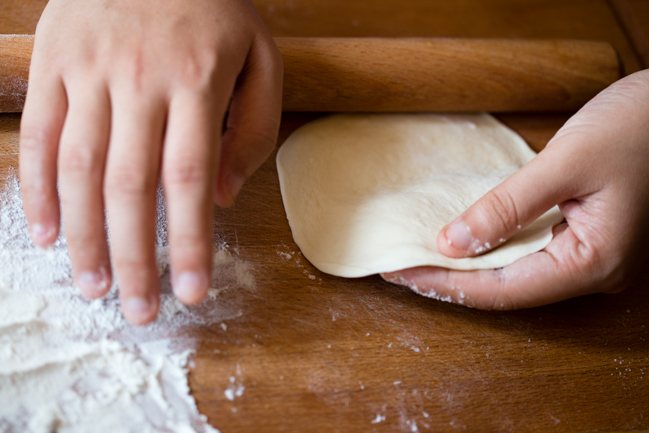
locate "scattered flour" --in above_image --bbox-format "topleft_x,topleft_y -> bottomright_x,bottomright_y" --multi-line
223,365 -> 245,402
0,174 -> 256,433
276,251 -> 292,261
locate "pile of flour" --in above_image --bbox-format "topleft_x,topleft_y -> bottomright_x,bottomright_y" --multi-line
0,174 -> 255,433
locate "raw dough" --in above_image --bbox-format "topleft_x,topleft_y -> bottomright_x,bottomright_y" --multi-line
276,113 -> 563,278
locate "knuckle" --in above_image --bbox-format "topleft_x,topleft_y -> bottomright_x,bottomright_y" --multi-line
20,125 -> 53,152
67,232 -> 103,260
105,165 -> 156,199
19,181 -> 43,199
113,256 -> 154,281
559,242 -> 630,295
474,269 -> 527,311
164,158 -> 211,187
480,269 -> 513,310
248,127 -> 278,151
228,123 -> 279,154
574,242 -> 615,284
259,118 -> 281,145
256,34 -> 283,68
482,188 -> 521,234
173,233 -> 210,250
178,50 -> 218,91
169,236 -> 212,265
118,48 -> 148,92
59,144 -> 104,177
264,40 -> 284,75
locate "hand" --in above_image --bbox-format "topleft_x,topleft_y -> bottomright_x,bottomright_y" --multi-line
382,70 -> 649,310
19,0 -> 283,325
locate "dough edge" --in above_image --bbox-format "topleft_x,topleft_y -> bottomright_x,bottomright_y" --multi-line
277,113 -> 564,279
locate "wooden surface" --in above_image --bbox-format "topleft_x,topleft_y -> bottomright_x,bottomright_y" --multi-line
0,0 -> 643,74
0,35 -> 32,112
610,0 -> 649,68
1,1 -> 649,432
0,36 -> 622,113
280,38 -> 621,112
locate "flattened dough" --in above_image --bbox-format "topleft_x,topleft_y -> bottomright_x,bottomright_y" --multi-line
277,113 -> 563,278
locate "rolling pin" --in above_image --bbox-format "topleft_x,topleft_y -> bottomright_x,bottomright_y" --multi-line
0,35 -> 621,113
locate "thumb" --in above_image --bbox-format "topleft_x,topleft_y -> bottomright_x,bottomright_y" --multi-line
437,145 -> 575,258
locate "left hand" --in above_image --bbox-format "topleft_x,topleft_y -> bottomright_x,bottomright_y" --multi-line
382,70 -> 649,310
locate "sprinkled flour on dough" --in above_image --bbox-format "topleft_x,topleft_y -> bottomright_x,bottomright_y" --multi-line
0,173 -> 255,432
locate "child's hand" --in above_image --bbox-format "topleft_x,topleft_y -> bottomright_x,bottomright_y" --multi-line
19,0 -> 283,325
383,70 -> 649,309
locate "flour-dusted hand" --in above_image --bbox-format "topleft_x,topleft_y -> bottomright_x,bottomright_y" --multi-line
383,70 -> 649,309
19,0 -> 283,325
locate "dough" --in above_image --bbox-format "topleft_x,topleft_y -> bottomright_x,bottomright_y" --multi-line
276,113 -> 563,278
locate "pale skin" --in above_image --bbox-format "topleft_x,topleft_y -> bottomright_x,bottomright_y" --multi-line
20,1 -> 648,323
20,0 -> 283,325
383,69 -> 649,310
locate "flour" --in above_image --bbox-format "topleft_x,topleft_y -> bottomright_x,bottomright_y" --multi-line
0,173 -> 256,432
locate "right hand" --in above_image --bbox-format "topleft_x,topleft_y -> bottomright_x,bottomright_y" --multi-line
20,0 -> 283,325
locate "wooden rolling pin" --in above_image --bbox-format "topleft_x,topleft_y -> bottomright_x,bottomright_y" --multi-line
0,35 -> 621,113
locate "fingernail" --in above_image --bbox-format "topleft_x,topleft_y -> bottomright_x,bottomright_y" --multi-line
77,268 -> 109,298
30,223 -> 55,246
174,271 -> 206,302
226,173 -> 245,201
444,221 -> 473,250
124,297 -> 152,317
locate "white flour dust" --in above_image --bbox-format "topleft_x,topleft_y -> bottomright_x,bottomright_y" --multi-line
0,174 -> 256,433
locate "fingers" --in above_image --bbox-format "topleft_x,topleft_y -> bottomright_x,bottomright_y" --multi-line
162,92 -> 220,305
214,37 -> 283,207
58,82 -> 113,299
19,74 -> 67,248
383,223 -> 601,310
104,96 -> 165,326
437,146 -> 578,258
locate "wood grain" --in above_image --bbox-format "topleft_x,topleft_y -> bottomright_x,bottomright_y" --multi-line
1,1 -> 648,432
254,0 -> 642,74
0,114 -> 20,182
280,38 -> 620,112
0,36 -> 621,113
0,0 -> 642,74
0,0 -> 45,35
609,0 -> 649,69
0,35 -> 32,113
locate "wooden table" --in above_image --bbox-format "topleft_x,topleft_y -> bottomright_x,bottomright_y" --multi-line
2,1 -> 648,431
